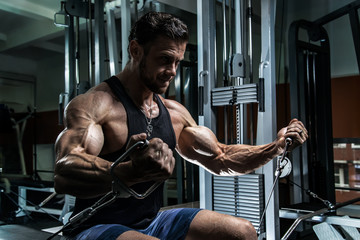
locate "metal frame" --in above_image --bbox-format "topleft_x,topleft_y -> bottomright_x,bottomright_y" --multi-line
288,19 -> 335,206
63,14 -> 75,113
174,67 -> 185,203
281,197 -> 360,239
183,60 -> 200,202
197,0 -> 279,239
197,0 -> 217,210
254,0 -> 279,239
60,0 -> 106,121
106,7 -> 120,76
284,1 -> 360,232
94,0 -> 105,86
314,0 -> 360,73
174,59 -> 199,204
106,0 -> 131,75
121,0 -> 131,70
235,0 -> 247,147
279,209 -> 360,229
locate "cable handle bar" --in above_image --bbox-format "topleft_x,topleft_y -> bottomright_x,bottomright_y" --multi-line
110,139 -> 164,199
110,139 -> 149,175
68,140 -> 153,229
276,137 -> 292,172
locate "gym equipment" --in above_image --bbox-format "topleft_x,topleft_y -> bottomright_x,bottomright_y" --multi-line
282,197 -> 360,240
283,2 -> 360,237
110,139 -> 162,199
288,0 -> 360,211
257,138 -> 292,234
197,0 -> 278,238
0,224 -> 61,240
279,179 -> 360,239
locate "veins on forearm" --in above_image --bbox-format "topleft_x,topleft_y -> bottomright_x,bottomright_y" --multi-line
219,141 -> 280,174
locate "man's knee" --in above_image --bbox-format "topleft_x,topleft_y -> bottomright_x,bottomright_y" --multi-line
187,210 -> 257,240
232,217 -> 257,239
116,230 -> 159,240
219,214 -> 256,240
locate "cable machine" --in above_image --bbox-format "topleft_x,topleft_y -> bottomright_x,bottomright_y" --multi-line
279,1 -> 360,238
287,0 -> 360,207
197,0 -> 279,239
57,0 -> 106,124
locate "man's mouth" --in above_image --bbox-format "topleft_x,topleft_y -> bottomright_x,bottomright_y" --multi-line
159,77 -> 172,84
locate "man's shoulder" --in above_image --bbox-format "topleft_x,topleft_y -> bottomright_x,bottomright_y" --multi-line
161,97 -> 182,109
77,82 -> 115,102
161,97 -> 197,127
66,83 -> 118,114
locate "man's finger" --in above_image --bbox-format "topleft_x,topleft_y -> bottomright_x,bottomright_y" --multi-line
127,133 -> 147,149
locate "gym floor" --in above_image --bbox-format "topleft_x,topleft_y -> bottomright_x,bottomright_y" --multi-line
0,181 -> 64,239
0,212 -> 62,240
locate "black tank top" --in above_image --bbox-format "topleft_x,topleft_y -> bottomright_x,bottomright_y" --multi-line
66,76 -> 176,235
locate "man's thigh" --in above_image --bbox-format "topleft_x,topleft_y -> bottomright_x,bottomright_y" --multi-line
185,210 -> 257,240
70,224 -> 132,240
68,224 -> 157,240
142,208 -> 202,240
70,208 -> 201,240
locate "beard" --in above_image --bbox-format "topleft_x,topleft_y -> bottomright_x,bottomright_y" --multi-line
139,57 -> 170,94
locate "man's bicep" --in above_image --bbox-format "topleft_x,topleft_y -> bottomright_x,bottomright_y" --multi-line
56,125 -> 104,159
177,125 -> 223,163
59,95 -> 106,157
56,113 -> 104,161
82,123 -> 104,155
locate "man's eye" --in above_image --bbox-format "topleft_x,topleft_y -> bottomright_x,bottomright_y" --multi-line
161,56 -> 170,63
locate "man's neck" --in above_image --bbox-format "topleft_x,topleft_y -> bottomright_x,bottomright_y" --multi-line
115,68 -> 154,110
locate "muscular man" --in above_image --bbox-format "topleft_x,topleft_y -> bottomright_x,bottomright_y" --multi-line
54,12 -> 308,240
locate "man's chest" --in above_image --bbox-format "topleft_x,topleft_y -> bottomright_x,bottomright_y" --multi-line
99,114 -> 129,154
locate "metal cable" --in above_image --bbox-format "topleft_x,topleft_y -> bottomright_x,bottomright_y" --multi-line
8,189 -> 60,222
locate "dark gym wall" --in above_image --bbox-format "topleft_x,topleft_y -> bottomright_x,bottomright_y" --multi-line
331,75 -> 360,138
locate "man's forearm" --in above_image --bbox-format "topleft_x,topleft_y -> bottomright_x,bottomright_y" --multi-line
217,140 -> 282,175
54,154 -> 115,198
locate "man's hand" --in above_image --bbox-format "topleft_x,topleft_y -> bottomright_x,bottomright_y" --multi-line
277,118 -> 308,151
127,133 -> 175,182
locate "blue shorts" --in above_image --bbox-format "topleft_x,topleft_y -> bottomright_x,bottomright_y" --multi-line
70,208 -> 202,240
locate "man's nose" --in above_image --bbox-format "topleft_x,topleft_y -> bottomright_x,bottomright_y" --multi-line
166,63 -> 177,77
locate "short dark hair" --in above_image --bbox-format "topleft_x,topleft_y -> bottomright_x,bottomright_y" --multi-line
128,12 -> 188,57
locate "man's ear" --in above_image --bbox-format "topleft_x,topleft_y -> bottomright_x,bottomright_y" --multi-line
129,40 -> 143,61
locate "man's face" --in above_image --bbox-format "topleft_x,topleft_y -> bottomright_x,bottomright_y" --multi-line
138,36 -> 187,94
